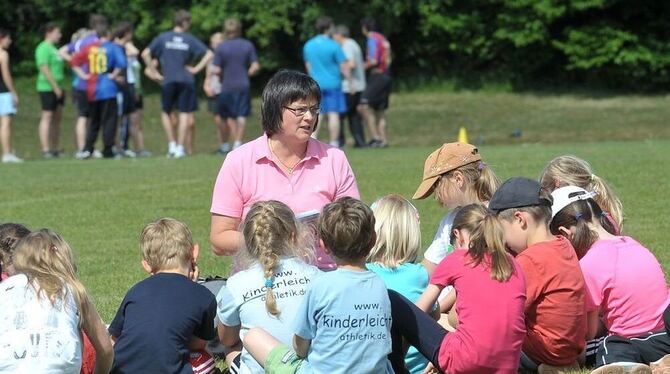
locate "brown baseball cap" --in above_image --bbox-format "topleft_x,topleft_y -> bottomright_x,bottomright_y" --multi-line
412,142 -> 481,200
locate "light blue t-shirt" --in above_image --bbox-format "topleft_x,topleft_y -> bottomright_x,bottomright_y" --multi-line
217,258 -> 321,374
303,35 -> 347,90
367,263 -> 430,374
292,268 -> 394,374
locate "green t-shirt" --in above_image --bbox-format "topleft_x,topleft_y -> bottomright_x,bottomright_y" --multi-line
35,41 -> 65,92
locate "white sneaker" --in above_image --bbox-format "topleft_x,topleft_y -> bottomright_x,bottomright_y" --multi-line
167,141 -> 177,157
75,150 -> 91,160
137,150 -> 152,157
329,140 -> 340,148
173,145 -> 186,159
92,150 -> 103,159
233,140 -> 242,149
123,149 -> 137,158
2,153 -> 23,163
220,142 -> 231,153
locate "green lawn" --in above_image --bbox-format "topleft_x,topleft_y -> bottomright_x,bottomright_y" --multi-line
2,81 -> 670,327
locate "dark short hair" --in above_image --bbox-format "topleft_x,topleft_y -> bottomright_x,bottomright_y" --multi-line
174,10 -> 191,28
261,70 -> 321,137
318,197 -> 376,262
315,16 -> 333,34
43,22 -> 60,36
113,21 -> 133,40
361,17 -> 377,32
89,14 -> 108,31
0,29 -> 10,40
334,24 -> 350,38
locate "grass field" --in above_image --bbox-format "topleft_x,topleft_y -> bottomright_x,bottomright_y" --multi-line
1,79 -> 670,344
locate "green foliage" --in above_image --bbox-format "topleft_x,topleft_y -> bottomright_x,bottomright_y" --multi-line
2,0 -> 670,90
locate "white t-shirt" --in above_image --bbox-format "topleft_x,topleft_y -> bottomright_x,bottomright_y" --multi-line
217,257 -> 320,374
423,209 -> 459,265
341,38 -> 366,93
0,274 -> 82,373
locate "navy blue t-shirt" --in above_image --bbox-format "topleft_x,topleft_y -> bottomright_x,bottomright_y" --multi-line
148,31 -> 208,84
213,38 -> 258,92
109,273 -> 217,374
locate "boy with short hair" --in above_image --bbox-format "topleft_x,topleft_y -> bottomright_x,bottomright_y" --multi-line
243,197 -> 394,373
109,218 -> 217,373
489,177 -> 587,372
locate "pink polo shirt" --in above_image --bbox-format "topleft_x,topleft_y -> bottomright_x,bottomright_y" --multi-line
580,236 -> 670,337
211,133 -> 360,270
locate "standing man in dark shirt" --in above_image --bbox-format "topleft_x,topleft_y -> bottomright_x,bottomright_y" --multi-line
212,18 -> 260,150
142,9 -> 213,158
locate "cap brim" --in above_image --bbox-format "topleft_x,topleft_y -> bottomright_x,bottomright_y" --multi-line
412,175 -> 440,200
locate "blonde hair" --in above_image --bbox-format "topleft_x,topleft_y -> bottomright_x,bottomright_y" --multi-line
210,32 -> 224,48
224,18 -> 242,39
12,229 -> 91,329
452,204 -> 514,282
540,155 -> 624,230
140,218 -> 193,272
241,200 -> 313,317
367,194 -> 421,268
435,161 -> 501,205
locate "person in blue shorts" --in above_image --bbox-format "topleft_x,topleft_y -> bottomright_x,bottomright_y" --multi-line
243,197 -> 394,374
142,9 -> 213,158
0,29 -> 21,163
303,16 -> 349,148
212,18 -> 260,151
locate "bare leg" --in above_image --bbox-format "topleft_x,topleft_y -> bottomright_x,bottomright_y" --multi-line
235,116 -> 246,146
75,116 -> 87,151
327,112 -> 340,145
39,111 -> 54,152
130,109 -> 145,151
0,116 -> 11,155
358,104 -> 380,141
161,112 -> 176,143
377,110 -> 387,145
51,106 -> 63,152
243,328 -> 284,369
214,115 -> 225,144
186,113 -> 195,154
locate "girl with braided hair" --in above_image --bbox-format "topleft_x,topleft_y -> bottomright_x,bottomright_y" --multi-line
216,200 -> 320,374
0,223 -> 30,280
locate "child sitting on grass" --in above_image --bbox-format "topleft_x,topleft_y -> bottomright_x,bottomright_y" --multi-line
216,200 -> 320,374
550,186 -> 670,373
0,229 -> 113,373
108,218 -> 217,373
243,197 -> 394,373
489,177 -> 587,372
387,204 -> 527,374
366,194 -> 430,373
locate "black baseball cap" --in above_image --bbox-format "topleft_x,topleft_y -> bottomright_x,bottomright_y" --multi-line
489,177 -> 551,213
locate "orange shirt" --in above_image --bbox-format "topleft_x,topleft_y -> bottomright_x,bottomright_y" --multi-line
516,236 -> 586,366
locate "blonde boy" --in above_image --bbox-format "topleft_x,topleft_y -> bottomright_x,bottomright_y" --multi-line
109,218 -> 217,373
489,177 -> 586,372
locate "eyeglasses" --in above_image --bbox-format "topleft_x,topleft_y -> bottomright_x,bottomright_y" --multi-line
284,105 -> 320,117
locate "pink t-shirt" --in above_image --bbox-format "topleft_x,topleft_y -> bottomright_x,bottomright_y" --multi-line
431,249 -> 527,373
210,133 -> 360,270
580,236 -> 670,337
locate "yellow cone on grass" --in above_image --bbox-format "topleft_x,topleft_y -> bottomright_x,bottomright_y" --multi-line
458,127 -> 469,144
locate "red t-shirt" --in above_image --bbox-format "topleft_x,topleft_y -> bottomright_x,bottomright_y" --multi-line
516,236 -> 586,365
431,249 -> 527,373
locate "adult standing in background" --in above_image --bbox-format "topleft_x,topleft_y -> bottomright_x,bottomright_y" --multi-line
359,17 -> 392,148
303,16 -> 349,147
210,70 -> 359,271
35,23 -> 65,159
142,9 -> 213,158
333,24 -> 367,148
212,18 -> 260,151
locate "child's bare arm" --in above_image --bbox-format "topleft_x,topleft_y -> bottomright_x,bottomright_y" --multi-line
217,323 -> 241,347
586,310 -> 600,340
416,284 -> 442,313
81,298 -> 114,374
293,335 -> 311,358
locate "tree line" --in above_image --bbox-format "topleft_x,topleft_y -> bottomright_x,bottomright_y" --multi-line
3,0 -> 670,91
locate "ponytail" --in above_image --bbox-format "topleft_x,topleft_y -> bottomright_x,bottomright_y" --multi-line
450,161 -> 501,204
589,174 -> 623,233
242,200 -> 312,317
452,204 -> 513,282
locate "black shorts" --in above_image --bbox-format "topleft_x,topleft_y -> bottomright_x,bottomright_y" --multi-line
207,95 -> 219,114
120,85 -> 141,115
39,91 -> 65,111
161,81 -> 197,113
361,72 -> 392,111
217,90 -> 251,119
73,89 -> 90,117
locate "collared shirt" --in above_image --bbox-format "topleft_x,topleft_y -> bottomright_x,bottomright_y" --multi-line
211,133 -> 360,269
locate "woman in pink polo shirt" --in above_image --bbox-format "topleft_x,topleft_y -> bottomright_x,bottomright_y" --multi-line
210,70 -> 360,271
